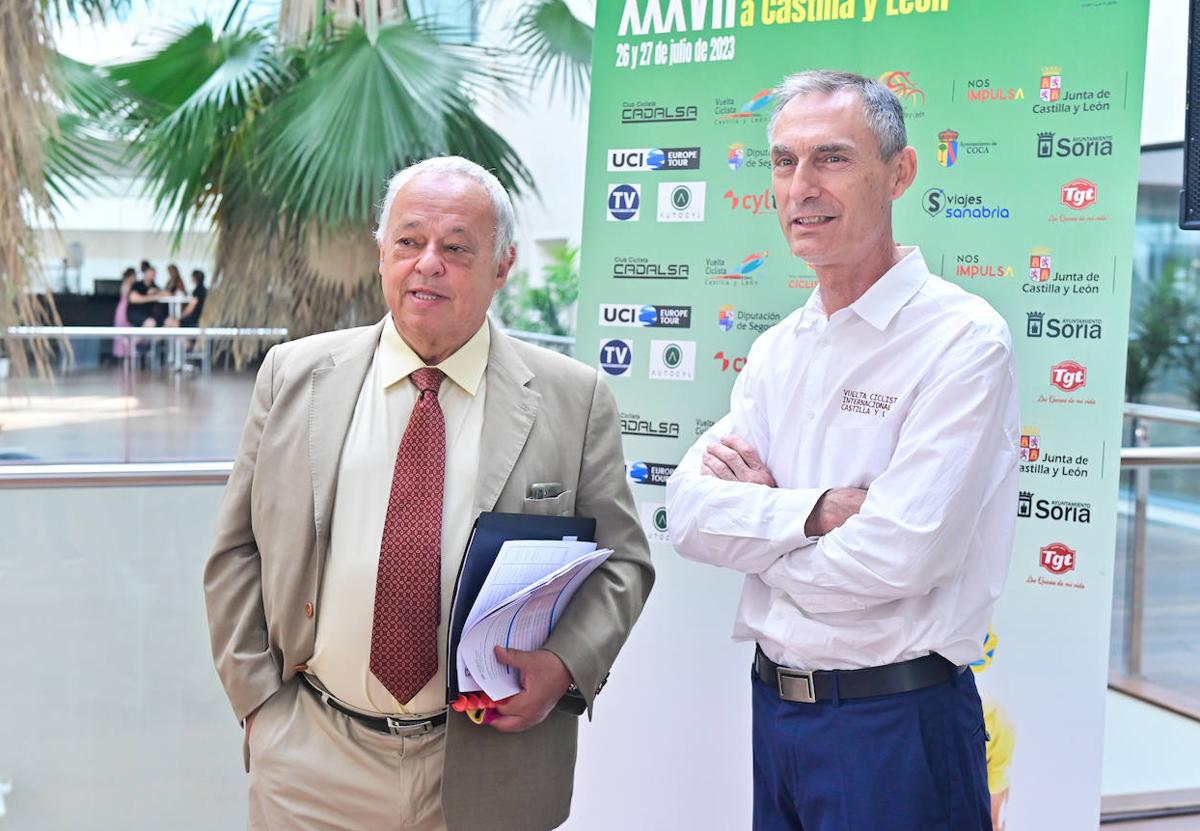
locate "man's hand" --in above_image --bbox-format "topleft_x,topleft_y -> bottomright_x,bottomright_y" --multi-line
805,488 -> 868,537
701,435 -> 776,487
489,647 -> 572,733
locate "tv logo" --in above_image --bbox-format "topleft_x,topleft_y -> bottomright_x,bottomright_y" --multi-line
599,339 -> 632,376
607,184 -> 641,221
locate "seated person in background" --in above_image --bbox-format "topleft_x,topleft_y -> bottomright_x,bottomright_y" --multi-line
112,266 -> 137,359
127,262 -> 172,328
164,263 -> 186,295
178,269 -> 208,327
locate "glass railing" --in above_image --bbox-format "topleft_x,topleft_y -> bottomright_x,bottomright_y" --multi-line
1110,404 -> 1200,715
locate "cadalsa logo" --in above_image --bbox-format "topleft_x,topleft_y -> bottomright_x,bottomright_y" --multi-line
612,256 -> 689,280
620,411 -> 681,439
1039,542 -> 1077,575
923,188 -> 1010,220
1018,491 -> 1092,524
1060,179 -> 1097,210
1025,312 -> 1102,340
705,251 -> 766,287
1050,360 -> 1087,392
620,99 -> 698,125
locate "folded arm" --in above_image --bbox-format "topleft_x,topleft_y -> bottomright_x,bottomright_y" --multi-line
760,339 -> 1018,614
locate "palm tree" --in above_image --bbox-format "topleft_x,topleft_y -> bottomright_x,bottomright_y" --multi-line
102,0 -> 593,355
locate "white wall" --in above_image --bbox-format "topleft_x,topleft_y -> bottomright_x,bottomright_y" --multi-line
1143,0 -> 1187,146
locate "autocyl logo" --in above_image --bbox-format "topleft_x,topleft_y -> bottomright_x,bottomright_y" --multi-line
1040,542 -> 1076,575
638,502 -> 671,544
599,339 -> 632,377
607,183 -> 641,221
649,340 -> 696,380
657,182 -> 706,222
1060,179 -> 1096,210
1050,360 -> 1087,392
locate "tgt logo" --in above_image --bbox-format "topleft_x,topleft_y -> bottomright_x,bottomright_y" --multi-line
1060,179 -> 1096,210
714,351 -> 746,372
1050,360 -> 1087,392
1040,542 -> 1077,575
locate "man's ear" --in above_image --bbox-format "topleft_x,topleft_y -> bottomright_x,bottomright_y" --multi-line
495,244 -> 517,290
889,146 -> 918,201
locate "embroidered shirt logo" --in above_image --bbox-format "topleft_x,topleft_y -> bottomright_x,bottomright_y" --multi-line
841,388 -> 897,418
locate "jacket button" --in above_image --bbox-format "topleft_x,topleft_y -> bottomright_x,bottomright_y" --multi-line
294,663 -> 308,673
304,602 -> 314,618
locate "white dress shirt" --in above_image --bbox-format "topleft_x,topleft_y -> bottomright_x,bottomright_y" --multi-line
308,318 -> 489,715
666,247 -> 1019,671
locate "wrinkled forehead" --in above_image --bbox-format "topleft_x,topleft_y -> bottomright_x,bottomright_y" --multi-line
388,173 -> 496,238
769,88 -> 873,147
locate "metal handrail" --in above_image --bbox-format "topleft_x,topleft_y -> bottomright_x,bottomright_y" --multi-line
1121,447 -> 1200,466
0,462 -> 232,488
1124,402 -> 1200,427
5,326 -> 288,338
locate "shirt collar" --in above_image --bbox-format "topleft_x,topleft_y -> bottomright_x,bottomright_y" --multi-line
848,246 -> 929,332
378,317 -> 490,396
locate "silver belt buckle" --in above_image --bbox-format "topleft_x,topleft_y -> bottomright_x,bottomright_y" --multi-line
776,667 -> 817,703
385,716 -> 430,736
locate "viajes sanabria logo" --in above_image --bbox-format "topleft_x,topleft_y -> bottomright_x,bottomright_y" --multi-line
922,188 -> 1010,220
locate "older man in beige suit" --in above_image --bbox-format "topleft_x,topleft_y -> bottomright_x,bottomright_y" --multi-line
203,156 -> 654,830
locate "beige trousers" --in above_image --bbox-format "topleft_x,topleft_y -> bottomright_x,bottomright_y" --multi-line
246,680 -> 448,831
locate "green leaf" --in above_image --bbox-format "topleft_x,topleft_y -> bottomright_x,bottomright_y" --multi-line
511,0 -> 592,112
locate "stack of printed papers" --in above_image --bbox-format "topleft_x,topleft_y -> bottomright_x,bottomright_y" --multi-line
456,538 -> 613,700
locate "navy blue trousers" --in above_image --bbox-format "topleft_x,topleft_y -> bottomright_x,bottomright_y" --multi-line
752,663 -> 992,831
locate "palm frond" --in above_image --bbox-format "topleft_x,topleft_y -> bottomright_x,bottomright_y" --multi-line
510,0 -> 591,112
110,21 -> 289,236
253,20 -> 532,231
43,54 -> 123,207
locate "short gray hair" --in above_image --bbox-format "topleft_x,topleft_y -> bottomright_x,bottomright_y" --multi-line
374,156 -> 516,262
768,70 -> 907,161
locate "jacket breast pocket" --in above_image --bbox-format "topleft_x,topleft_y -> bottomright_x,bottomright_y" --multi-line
819,425 -> 894,489
522,490 -> 575,517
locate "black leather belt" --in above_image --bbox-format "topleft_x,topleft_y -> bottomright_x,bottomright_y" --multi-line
754,646 -> 958,703
301,675 -> 447,734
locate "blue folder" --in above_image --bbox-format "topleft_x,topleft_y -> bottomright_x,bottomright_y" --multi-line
445,510 -> 597,700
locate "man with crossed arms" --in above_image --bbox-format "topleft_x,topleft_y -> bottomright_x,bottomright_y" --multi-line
205,156 -> 653,830
667,71 -> 1018,830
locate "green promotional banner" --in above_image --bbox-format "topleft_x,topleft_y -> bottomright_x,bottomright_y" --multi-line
577,2 -> 1149,828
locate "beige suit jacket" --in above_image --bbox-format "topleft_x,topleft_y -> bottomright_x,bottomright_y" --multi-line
203,318 -> 654,830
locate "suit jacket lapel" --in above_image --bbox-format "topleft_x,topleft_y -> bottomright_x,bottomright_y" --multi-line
476,320 -> 540,513
309,320 -> 386,540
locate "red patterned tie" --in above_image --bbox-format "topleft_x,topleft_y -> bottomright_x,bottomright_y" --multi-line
370,366 -> 446,704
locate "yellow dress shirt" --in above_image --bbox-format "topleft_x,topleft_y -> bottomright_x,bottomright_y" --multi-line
308,317 -> 489,715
